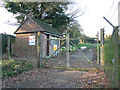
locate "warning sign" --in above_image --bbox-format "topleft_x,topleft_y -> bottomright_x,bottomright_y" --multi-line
29,36 -> 35,45
53,45 -> 57,50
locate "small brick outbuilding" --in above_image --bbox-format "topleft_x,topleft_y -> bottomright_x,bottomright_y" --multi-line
14,16 -> 62,58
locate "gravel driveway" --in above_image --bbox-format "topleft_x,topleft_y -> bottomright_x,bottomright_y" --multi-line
45,48 -> 96,69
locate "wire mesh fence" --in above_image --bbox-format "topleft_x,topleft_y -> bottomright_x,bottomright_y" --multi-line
42,35 -> 98,70
102,27 -> 120,88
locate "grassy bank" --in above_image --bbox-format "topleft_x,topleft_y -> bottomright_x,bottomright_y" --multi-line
1,59 -> 33,79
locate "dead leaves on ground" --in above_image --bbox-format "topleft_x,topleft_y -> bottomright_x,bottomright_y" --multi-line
2,68 -> 111,88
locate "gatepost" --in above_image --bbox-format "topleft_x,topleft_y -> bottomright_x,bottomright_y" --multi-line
37,32 -> 43,67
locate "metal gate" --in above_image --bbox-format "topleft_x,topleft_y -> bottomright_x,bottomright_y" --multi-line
37,33 -> 99,70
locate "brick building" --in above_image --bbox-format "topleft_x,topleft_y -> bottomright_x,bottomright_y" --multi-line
14,16 -> 62,58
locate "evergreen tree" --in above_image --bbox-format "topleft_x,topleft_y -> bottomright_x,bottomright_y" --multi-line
5,2 -> 71,33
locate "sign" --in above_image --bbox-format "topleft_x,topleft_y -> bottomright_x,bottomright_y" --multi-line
29,36 -> 35,45
50,37 -> 58,45
53,45 -> 57,50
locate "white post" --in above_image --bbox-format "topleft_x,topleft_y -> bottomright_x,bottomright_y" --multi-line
66,33 -> 69,68
97,31 -> 99,64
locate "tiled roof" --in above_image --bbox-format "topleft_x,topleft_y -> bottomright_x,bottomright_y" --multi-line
31,17 -> 62,37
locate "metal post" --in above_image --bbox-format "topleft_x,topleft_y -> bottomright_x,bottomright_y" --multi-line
97,31 -> 99,64
66,33 -> 69,68
103,17 -> 114,28
112,27 -> 118,88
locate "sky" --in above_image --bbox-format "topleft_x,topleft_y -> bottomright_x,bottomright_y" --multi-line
75,0 -> 119,37
0,2 -> 18,35
0,0 -> 119,37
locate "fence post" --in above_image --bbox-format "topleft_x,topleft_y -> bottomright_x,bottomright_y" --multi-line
83,39 -> 84,44
66,33 -> 70,68
100,29 -> 104,67
40,33 -> 43,67
37,32 -> 40,67
0,34 -> 2,60
7,36 -> 10,60
97,31 -> 99,64
112,27 -> 118,88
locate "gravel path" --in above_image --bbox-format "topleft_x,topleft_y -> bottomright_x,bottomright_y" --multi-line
45,48 -> 96,69
2,48 -> 111,88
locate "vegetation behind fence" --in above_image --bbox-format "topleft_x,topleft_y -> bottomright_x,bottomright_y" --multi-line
103,28 -> 120,88
0,33 -> 15,59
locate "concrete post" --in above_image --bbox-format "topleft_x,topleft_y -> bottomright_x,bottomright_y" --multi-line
66,33 -> 69,68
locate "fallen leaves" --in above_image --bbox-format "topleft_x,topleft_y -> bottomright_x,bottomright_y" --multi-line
2,68 -> 111,88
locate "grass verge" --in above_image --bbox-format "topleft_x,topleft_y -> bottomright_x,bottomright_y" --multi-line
1,59 -> 33,79
42,66 -> 98,71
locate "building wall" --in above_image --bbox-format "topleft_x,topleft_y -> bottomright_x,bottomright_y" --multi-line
15,18 -> 41,58
16,18 -> 43,33
42,33 -> 47,58
15,33 -> 37,58
15,32 -> 61,59
15,18 -> 61,58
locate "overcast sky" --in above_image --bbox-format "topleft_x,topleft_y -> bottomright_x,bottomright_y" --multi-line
0,0 -> 119,37
75,0 -> 119,37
